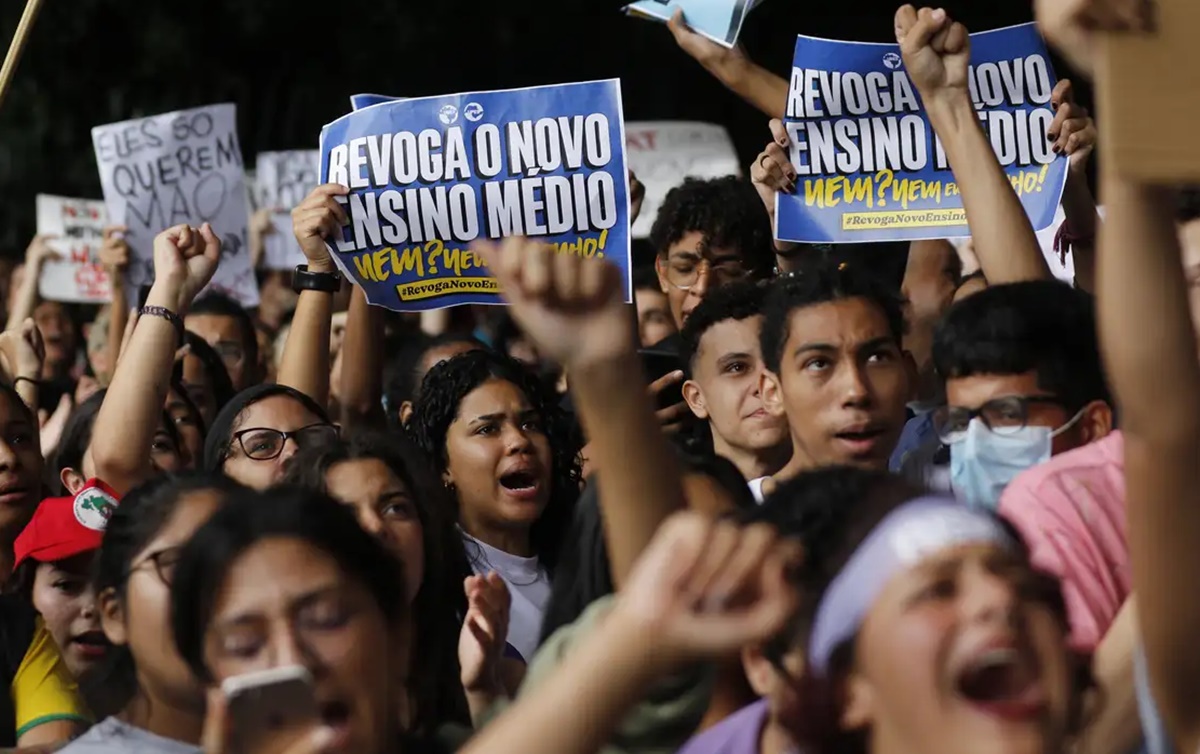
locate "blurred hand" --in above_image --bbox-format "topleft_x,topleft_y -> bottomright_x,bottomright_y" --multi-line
895,5 -> 971,106
98,225 -> 131,275
666,8 -> 747,78
471,236 -> 631,368
611,512 -> 801,665
249,207 -> 277,270
648,370 -> 690,434
1034,0 -> 1153,76
292,184 -> 349,274
1047,79 -> 1097,175
201,687 -> 335,754
459,572 -> 511,694
0,318 -> 44,380
151,223 -> 222,313
24,235 -> 61,269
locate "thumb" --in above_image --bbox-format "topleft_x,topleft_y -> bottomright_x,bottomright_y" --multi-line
200,687 -> 231,754
666,8 -> 687,37
896,5 -> 946,51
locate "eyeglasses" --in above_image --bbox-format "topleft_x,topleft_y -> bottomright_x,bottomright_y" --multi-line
934,395 -> 1067,444
130,547 -> 182,586
659,257 -> 752,291
232,424 -> 339,461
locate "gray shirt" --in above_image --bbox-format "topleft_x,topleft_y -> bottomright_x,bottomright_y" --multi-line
59,717 -> 200,754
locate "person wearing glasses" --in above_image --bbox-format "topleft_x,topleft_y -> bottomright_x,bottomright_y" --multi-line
648,175 -> 775,337
203,384 -> 337,491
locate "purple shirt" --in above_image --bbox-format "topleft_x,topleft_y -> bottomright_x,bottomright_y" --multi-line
677,699 -> 768,754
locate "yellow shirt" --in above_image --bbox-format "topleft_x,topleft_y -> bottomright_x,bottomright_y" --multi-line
12,619 -> 89,739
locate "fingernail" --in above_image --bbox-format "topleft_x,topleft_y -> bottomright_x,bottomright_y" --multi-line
777,137 -> 788,148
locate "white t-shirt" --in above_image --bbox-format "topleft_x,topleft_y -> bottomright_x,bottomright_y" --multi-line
59,717 -> 199,754
748,476 -> 768,504
462,533 -> 551,663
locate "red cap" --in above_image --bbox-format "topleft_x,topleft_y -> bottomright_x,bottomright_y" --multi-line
13,480 -> 120,571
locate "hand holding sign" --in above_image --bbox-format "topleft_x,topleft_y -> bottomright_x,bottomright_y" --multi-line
0,318 -> 44,383
152,224 -> 222,313
1048,79 -> 1097,173
25,234 -> 61,270
895,6 -> 971,107
472,237 -> 630,369
666,8 -> 747,76
98,226 -> 130,277
291,184 -> 348,275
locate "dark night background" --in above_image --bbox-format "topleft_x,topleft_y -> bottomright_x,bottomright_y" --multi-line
0,0 -> 1082,257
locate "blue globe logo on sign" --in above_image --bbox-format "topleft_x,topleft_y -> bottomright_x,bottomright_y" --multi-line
883,52 -> 902,70
439,105 -> 459,125
464,102 -> 484,122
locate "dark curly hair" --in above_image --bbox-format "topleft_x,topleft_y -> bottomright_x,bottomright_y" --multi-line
407,350 -> 582,576
283,431 -> 472,735
679,278 -> 769,374
648,176 -> 774,277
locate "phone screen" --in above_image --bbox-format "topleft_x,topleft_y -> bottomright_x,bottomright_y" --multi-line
639,348 -> 685,411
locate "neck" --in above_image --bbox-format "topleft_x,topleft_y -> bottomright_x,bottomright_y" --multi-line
760,716 -> 798,754
712,430 -> 791,482
462,516 -> 534,558
120,687 -> 204,744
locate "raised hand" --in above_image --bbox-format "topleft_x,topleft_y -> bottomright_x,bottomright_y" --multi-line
98,225 -> 131,275
1047,79 -> 1097,174
1034,0 -> 1153,76
291,184 -> 349,274
666,8 -> 748,77
151,223 -> 222,313
459,572 -> 512,695
629,170 -> 646,226
201,687 -> 334,754
895,5 -> 970,105
610,512 -> 800,665
24,234 -> 61,269
471,236 -> 631,369
750,119 -> 797,199
0,318 -> 44,382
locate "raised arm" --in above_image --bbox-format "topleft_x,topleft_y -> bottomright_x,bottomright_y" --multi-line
97,225 -> 130,383
897,5 -> 1050,284
666,10 -> 788,118
7,237 -> 58,334
89,224 -> 220,494
1048,81 -> 1101,292
276,184 -> 348,405
336,286 -> 385,429
472,237 -> 685,589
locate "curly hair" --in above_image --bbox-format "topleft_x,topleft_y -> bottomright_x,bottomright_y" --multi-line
648,175 -> 775,277
407,350 -> 582,576
282,431 -> 472,735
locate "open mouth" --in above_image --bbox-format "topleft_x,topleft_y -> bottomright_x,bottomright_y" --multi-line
71,630 -> 109,657
833,427 -> 886,450
955,647 -> 1045,719
499,470 -> 539,494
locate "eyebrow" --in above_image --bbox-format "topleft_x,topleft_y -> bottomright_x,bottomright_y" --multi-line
793,335 -> 895,356
217,584 -> 343,628
469,412 -> 507,424
716,351 -> 752,368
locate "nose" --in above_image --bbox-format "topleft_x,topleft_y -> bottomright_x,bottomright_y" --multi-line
690,263 -> 712,299
269,624 -> 318,673
503,423 -> 533,455
278,436 -> 302,466
837,360 -> 871,407
357,506 -> 388,541
0,439 -> 21,471
959,563 -> 1019,628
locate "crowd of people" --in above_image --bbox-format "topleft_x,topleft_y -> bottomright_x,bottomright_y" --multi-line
0,0 -> 1191,753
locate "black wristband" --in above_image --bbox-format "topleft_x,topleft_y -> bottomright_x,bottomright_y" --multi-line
292,264 -> 342,294
139,305 -> 185,344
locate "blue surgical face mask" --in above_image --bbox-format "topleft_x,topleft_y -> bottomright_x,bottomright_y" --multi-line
950,410 -> 1084,510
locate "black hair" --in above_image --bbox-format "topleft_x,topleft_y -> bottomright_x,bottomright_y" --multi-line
631,265 -> 661,293
492,314 -> 530,361
679,278 -> 767,373
382,334 -> 486,428
170,486 -> 406,683
51,391 -> 106,495
932,280 -> 1111,414
760,259 -> 907,374
182,331 -> 236,412
282,432 -> 471,734
203,384 -> 332,471
187,293 -> 259,373
538,447 -> 753,645
1177,187 -> 1200,224
408,350 -> 581,576
648,176 -> 774,277
84,471 -> 245,718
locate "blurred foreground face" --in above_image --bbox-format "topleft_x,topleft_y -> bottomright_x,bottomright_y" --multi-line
1178,218 -> 1200,347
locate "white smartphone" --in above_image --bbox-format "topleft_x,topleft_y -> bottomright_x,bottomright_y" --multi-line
220,665 -> 320,747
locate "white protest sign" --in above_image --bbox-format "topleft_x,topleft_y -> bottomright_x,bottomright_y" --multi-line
35,195 -> 112,304
91,103 -> 259,307
624,121 -> 741,239
256,150 -> 319,271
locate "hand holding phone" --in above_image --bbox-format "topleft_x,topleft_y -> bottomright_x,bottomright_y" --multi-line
203,666 -> 334,754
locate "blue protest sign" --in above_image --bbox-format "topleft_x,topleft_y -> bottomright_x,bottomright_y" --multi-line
624,0 -> 763,48
775,24 -> 1066,244
350,93 -> 401,111
320,80 -> 631,312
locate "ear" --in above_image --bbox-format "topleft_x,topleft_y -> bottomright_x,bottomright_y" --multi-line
741,645 -> 777,697
398,401 -> 414,428
1078,400 -> 1114,445
839,671 -> 876,732
98,587 -> 128,647
654,256 -> 670,294
681,379 -> 708,420
760,370 -> 786,418
60,468 -> 87,496
902,349 -> 919,403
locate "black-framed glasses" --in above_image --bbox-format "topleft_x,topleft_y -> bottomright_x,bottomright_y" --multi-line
232,423 -> 339,461
934,395 -> 1067,444
658,256 -> 752,291
130,547 -> 183,586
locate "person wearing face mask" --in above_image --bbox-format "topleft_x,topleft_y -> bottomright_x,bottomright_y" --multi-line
930,280 -> 1113,510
